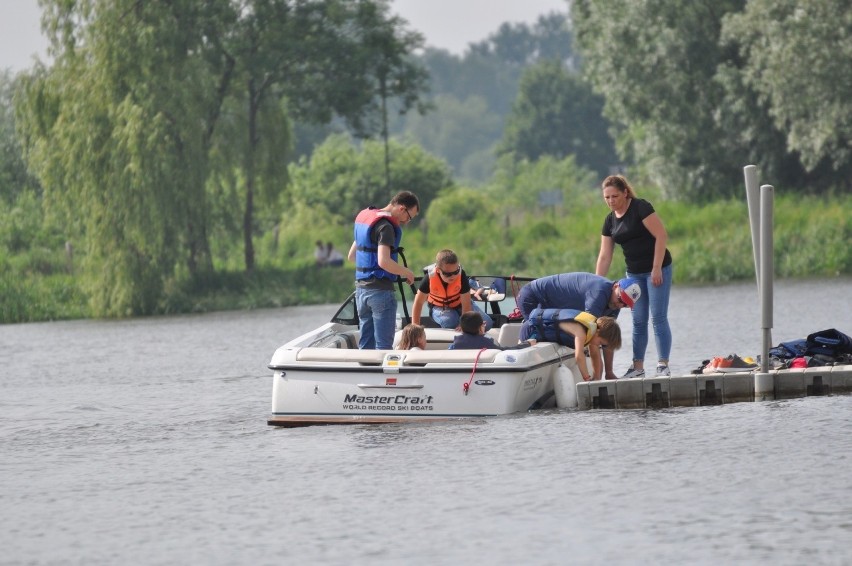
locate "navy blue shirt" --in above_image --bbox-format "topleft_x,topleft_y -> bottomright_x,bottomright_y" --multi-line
449,333 -> 533,350
518,273 -> 617,319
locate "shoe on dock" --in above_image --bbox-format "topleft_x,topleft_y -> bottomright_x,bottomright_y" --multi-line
655,364 -> 671,376
703,354 -> 758,373
621,366 -> 645,379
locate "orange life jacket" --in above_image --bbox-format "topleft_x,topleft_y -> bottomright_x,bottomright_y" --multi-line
425,263 -> 462,309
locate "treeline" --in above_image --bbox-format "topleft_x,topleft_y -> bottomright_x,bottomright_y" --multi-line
1,0 -> 850,322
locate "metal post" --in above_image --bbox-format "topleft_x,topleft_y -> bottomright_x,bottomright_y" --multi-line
759,184 -> 773,370
754,183 -> 776,400
744,165 -> 761,288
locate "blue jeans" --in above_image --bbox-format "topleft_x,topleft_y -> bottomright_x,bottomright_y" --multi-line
356,287 -> 397,350
431,302 -> 494,331
627,264 -> 673,363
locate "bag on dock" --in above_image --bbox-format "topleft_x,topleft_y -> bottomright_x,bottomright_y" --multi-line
805,328 -> 852,358
768,339 -> 807,360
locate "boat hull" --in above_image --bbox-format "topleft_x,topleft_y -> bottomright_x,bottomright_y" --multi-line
268,344 -> 577,427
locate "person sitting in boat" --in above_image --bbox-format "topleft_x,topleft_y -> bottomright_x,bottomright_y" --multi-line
449,311 -> 536,350
399,323 -> 427,350
520,309 -> 622,381
411,249 -> 494,331
516,272 -> 639,379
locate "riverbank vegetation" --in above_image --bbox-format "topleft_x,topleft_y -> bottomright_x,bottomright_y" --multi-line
2,0 -> 850,323
3,187 -> 850,323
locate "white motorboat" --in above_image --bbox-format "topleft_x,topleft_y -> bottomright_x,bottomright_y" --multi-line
267,276 -> 585,427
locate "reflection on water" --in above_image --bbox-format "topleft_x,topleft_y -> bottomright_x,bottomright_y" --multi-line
1,278 -> 851,565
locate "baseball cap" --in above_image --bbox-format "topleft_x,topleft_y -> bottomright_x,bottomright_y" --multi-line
618,277 -> 642,309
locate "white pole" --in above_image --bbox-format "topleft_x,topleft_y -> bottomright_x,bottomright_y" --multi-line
759,184 -> 774,372
754,183 -> 775,400
744,165 -> 761,288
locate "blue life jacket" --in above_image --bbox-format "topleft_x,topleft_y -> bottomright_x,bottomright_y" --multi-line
522,308 -> 597,346
354,207 -> 401,281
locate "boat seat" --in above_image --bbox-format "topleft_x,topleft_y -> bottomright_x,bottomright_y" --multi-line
401,349 -> 500,364
296,348 -> 386,364
392,327 -> 506,350
393,327 -> 460,349
294,346 -> 501,365
496,323 -> 523,347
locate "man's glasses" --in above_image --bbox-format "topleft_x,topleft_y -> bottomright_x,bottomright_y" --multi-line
439,266 -> 461,276
403,208 -> 413,222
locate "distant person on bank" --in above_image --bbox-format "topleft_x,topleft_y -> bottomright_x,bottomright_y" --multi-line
348,191 -> 419,350
325,242 -> 344,267
595,174 -> 673,378
314,240 -> 327,267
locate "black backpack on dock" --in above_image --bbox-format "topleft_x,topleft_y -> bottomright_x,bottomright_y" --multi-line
805,328 -> 852,360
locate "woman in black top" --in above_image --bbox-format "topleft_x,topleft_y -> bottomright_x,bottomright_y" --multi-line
595,175 -> 673,378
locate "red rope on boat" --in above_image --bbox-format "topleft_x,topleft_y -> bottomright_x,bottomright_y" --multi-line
463,348 -> 489,395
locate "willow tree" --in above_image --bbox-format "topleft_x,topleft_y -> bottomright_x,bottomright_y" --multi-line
17,0 -> 431,314
17,0 -> 236,315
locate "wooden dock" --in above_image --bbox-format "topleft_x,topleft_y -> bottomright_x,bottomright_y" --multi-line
575,365 -> 852,409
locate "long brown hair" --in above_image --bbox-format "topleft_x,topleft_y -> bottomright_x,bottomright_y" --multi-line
399,323 -> 426,350
602,175 -> 637,199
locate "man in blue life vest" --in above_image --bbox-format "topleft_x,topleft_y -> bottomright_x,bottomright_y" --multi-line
516,272 -> 641,379
410,249 -> 494,331
348,191 -> 420,349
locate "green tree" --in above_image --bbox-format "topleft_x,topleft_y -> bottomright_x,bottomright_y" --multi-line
212,0 -> 429,273
394,12 -> 578,185
288,134 -> 453,221
469,11 -> 574,67
346,1 -> 430,194
17,0 -> 430,314
572,0 -> 850,199
721,0 -> 852,178
402,94 -> 503,180
499,60 -> 617,178
17,0 -> 235,315
573,0 -> 746,199
1,71 -> 34,205
489,153 -> 598,213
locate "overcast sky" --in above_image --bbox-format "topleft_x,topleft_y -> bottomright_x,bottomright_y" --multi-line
1,0 -> 568,73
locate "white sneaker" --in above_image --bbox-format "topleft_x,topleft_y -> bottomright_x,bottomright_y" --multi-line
621,366 -> 645,379
655,364 -> 671,377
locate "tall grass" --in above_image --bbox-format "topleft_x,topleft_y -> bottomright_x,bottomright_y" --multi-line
2,193 -> 850,323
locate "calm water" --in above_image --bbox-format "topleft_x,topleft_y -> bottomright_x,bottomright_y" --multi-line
2,278 -> 851,565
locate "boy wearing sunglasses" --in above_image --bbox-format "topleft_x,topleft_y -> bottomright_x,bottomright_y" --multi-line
411,249 -> 493,331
